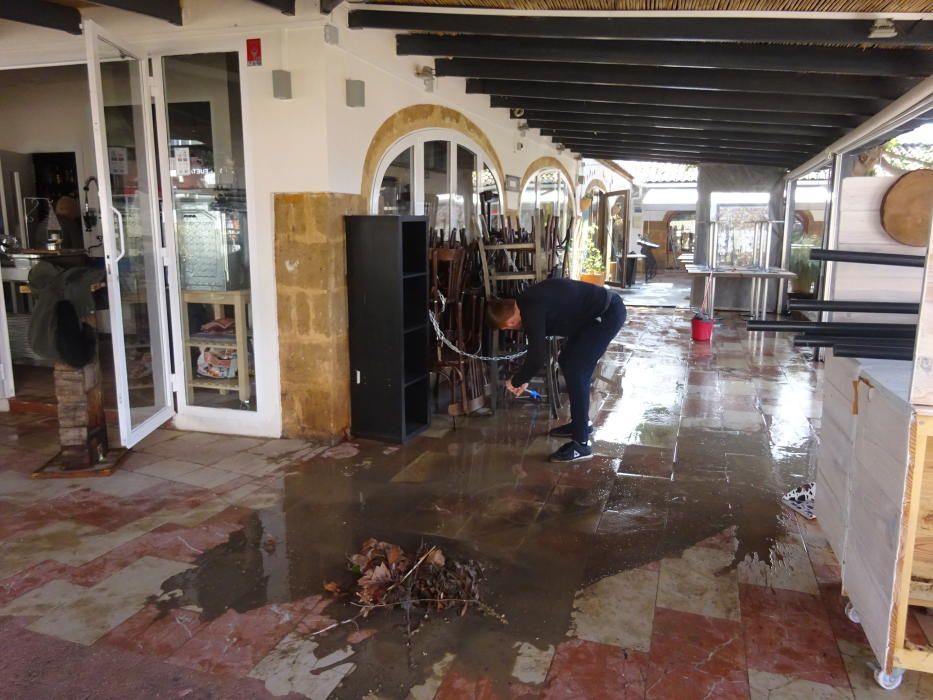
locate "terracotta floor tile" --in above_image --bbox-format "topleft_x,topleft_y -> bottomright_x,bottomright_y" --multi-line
741,584 -> 849,687
645,607 -> 747,699
99,605 -> 207,658
542,639 -> 648,700
168,600 -> 309,677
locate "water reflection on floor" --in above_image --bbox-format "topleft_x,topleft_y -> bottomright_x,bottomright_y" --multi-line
9,309 -> 931,698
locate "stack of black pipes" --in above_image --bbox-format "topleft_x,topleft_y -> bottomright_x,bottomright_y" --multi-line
747,248 -> 922,361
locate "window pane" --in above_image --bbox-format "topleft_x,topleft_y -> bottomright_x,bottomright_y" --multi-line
163,53 -> 255,411
423,140 -> 449,231
519,178 -> 536,231
453,145 -> 476,235
379,148 -> 412,215
480,163 -> 500,231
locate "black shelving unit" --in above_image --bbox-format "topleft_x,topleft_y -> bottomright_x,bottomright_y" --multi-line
346,215 -> 430,442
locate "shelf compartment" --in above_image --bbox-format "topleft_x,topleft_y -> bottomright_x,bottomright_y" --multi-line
402,220 -> 428,276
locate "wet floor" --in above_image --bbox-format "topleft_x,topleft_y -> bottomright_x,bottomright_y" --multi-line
3,308 -> 933,698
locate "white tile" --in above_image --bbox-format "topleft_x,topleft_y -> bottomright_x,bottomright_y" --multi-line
209,452 -> 281,477
134,458 -> 203,481
0,579 -> 88,617
738,540 -> 819,595
657,546 -> 741,621
569,567 -> 658,651
28,555 -> 192,645
249,631 -> 355,700
170,466 -> 241,489
512,642 -> 555,685
85,471 -> 163,497
749,669 -> 854,699
408,653 -> 455,700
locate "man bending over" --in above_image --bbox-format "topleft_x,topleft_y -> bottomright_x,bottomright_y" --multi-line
487,279 -> 627,462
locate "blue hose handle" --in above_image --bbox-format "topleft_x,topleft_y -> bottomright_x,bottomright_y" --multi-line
526,389 -> 541,399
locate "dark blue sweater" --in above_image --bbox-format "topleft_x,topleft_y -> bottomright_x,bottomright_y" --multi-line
510,279 -> 610,387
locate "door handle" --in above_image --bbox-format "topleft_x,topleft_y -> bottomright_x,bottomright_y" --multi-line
112,208 -> 126,262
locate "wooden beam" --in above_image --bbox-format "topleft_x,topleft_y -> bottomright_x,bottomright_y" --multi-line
549,134 -> 815,155
437,58 -> 915,100
0,0 -> 81,34
559,140 -> 808,161
491,96 -> 861,130
89,1 -> 182,25
468,79 -> 886,116
585,153 -> 778,166
397,34 -> 933,78
533,122 -> 831,146
250,0 -> 296,14
582,151 -> 793,167
349,11 -> 933,47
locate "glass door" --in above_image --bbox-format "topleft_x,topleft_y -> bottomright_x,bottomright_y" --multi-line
606,191 -> 630,285
84,20 -> 173,447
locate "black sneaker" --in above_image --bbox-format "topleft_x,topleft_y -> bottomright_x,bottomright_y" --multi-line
548,421 -> 594,438
550,441 -> 593,463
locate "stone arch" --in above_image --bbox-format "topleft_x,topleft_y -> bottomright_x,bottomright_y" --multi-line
359,104 -> 505,205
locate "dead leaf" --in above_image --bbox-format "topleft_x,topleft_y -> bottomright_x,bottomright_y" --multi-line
324,581 -> 341,594
425,548 -> 445,568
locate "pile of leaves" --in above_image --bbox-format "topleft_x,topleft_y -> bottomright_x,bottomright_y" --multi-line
325,538 -> 498,622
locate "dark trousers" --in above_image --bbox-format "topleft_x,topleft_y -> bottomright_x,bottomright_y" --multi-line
558,295 -> 627,444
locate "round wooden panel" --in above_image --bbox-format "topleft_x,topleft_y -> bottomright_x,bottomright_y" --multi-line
881,169 -> 933,247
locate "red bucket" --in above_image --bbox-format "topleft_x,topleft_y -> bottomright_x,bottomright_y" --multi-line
691,318 -> 714,342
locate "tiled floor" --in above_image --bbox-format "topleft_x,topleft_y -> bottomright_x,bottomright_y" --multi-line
617,271 -> 693,308
2,308 -> 933,699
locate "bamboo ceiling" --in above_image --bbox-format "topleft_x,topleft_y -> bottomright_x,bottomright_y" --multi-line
370,1 -> 933,11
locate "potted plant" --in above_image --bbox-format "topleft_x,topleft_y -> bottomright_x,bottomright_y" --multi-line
578,237 -> 606,286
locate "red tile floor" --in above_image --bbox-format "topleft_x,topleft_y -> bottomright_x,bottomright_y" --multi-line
2,308 -> 933,699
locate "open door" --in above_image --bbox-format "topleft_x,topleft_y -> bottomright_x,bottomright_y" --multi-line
84,20 -> 173,447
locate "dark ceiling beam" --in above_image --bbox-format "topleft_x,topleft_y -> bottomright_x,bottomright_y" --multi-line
587,155 -> 793,169
558,141 -> 808,161
0,0 -> 81,34
397,35 -> 933,78
579,150 -> 794,166
469,79 -> 886,116
251,0 -> 297,14
531,122 -> 831,145
547,134 -> 815,155
579,145 -> 794,161
349,11 -> 933,46
491,97 -> 861,129
437,58 -> 913,100
89,1 -> 182,25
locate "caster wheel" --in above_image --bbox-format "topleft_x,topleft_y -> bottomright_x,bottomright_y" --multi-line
845,601 -> 861,624
874,668 -> 905,691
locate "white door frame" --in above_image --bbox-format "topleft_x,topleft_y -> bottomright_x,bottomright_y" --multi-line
151,49 -> 277,437
84,19 -> 174,447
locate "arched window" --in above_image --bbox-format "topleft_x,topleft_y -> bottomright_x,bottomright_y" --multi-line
519,169 -> 574,234
371,129 -> 502,237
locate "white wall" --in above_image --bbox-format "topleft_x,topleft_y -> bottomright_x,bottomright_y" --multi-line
322,5 -> 577,205
0,0 -> 576,438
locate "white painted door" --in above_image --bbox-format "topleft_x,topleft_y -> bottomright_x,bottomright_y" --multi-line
84,20 -> 174,447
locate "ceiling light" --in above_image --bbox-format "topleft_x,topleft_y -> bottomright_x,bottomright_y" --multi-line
869,18 -> 898,39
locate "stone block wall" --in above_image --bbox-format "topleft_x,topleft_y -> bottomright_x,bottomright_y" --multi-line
274,192 -> 364,441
